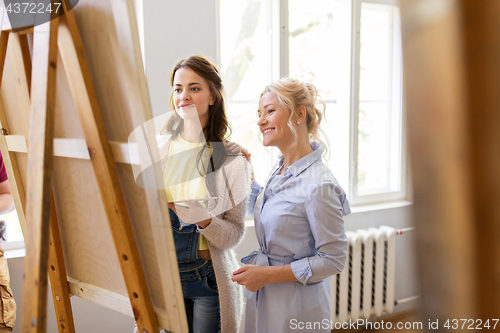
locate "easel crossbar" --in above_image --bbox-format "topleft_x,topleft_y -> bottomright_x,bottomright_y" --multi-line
4,135 -> 142,165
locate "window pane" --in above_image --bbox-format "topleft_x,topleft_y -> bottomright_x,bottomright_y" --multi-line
357,2 -> 402,196
288,0 -> 351,191
220,0 -> 272,101
220,0 -> 278,184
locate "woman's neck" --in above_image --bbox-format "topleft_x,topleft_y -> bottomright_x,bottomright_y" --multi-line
181,117 -> 206,143
279,139 -> 313,173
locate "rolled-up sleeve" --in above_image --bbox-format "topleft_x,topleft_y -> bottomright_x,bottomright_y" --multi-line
247,181 -> 262,217
290,182 -> 348,285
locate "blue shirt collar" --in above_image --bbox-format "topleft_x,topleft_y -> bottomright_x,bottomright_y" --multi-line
277,142 -> 325,177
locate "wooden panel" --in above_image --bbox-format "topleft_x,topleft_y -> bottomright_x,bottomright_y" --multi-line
52,156 -> 126,295
9,32 -> 31,136
1,43 -> 27,137
400,0 -> 477,322
400,0 -> 500,323
459,0 -> 500,319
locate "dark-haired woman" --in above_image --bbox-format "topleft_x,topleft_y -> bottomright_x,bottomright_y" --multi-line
158,56 -> 250,333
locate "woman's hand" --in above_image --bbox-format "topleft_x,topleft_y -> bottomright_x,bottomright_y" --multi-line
225,141 -> 251,162
231,265 -> 271,292
232,264 -> 297,291
168,199 -> 212,228
225,141 -> 255,184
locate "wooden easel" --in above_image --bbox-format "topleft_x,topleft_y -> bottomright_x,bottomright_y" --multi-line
0,1 -> 187,332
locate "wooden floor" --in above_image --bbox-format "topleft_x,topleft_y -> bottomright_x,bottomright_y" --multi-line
334,310 -> 422,333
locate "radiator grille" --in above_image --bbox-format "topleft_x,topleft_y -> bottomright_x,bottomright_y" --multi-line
331,226 -> 396,323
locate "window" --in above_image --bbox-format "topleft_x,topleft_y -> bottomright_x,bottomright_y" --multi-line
351,0 -> 404,205
0,208 -> 24,251
288,0 -> 352,194
219,0 -> 279,184
219,0 -> 405,205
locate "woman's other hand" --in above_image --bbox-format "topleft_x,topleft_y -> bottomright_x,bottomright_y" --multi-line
231,265 -> 271,292
169,199 -> 212,228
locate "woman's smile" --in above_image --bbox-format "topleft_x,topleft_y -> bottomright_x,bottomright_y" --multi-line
262,127 -> 275,135
258,91 -> 292,147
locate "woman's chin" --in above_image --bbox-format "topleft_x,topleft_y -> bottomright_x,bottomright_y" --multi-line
177,111 -> 198,120
262,140 -> 274,147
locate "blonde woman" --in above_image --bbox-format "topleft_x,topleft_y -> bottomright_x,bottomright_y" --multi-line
231,78 -> 350,333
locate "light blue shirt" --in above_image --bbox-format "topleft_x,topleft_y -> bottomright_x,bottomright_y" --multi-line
242,142 -> 349,333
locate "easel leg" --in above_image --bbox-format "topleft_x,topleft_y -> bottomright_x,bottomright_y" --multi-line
48,191 -> 76,333
20,16 -> 59,333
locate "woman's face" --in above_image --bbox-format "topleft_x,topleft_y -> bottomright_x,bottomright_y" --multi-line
173,67 -> 214,123
257,91 -> 293,148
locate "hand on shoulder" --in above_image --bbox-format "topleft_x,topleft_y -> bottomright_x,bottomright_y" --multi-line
225,141 -> 251,161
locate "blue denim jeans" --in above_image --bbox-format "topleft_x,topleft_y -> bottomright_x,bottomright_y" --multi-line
180,262 -> 220,333
169,209 -> 221,333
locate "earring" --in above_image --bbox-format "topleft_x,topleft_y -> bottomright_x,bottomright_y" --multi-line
297,121 -> 300,125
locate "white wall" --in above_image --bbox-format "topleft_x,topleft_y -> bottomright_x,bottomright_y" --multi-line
143,0 -> 219,118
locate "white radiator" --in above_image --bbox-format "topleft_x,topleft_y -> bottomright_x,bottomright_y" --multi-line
331,226 -> 396,323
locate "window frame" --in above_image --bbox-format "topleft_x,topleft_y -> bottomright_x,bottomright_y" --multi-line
349,0 -> 406,205
219,0 -> 285,184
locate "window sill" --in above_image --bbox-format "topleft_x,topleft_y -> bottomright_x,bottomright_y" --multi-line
5,248 -> 25,259
1,240 -> 26,259
349,200 -> 413,214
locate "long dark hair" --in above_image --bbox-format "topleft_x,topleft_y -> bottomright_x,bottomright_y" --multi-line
161,55 -> 231,204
